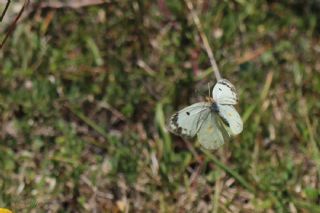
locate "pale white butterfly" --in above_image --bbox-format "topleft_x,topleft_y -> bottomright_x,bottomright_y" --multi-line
168,79 -> 243,150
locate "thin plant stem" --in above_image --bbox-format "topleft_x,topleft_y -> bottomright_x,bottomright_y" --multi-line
0,0 -> 11,22
185,0 -> 222,81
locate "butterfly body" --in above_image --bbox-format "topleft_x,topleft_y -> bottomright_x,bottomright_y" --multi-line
168,79 -> 243,150
210,102 -> 220,113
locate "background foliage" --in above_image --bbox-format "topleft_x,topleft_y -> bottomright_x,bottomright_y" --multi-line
1,0 -> 320,212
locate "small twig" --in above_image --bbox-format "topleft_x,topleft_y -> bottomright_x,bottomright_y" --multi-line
0,0 -> 29,49
236,44 -> 271,64
184,0 -> 221,80
137,59 -> 156,76
99,101 -> 126,121
0,0 -> 10,22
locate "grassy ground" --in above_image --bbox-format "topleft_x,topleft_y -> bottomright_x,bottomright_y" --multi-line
1,0 -> 320,212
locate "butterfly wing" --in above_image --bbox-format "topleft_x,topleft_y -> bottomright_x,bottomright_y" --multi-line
168,102 -> 211,138
217,104 -> 243,135
197,113 -> 229,150
212,79 -> 238,105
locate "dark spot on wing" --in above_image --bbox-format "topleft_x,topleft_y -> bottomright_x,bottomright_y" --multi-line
218,88 -> 222,91
219,81 -> 236,93
171,113 -> 179,129
169,104 -> 212,138
219,115 -> 230,127
211,103 -> 229,126
176,126 -> 192,138
219,81 -> 230,87
170,113 -> 190,136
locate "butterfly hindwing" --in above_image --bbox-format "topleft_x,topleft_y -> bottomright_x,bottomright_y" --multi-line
197,113 -> 229,150
168,102 -> 211,138
217,104 -> 243,135
212,79 -> 238,105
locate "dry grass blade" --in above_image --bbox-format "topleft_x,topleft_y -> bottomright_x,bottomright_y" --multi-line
236,44 -> 271,64
67,105 -> 109,139
38,0 -> 108,9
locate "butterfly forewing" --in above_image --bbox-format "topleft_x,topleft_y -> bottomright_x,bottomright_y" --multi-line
168,102 -> 211,138
212,79 -> 238,105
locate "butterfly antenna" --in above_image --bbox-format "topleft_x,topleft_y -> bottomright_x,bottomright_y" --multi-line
195,88 -> 200,97
208,82 -> 211,97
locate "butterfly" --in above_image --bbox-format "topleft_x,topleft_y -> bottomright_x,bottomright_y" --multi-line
168,79 -> 243,150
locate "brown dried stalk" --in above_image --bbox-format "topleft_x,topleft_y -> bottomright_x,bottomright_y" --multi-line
0,0 -> 30,49
0,0 -> 10,22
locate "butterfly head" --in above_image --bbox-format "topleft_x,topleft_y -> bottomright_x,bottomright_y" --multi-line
205,96 -> 214,103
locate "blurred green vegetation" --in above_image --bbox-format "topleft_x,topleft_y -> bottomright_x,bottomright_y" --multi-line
1,0 -> 320,212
